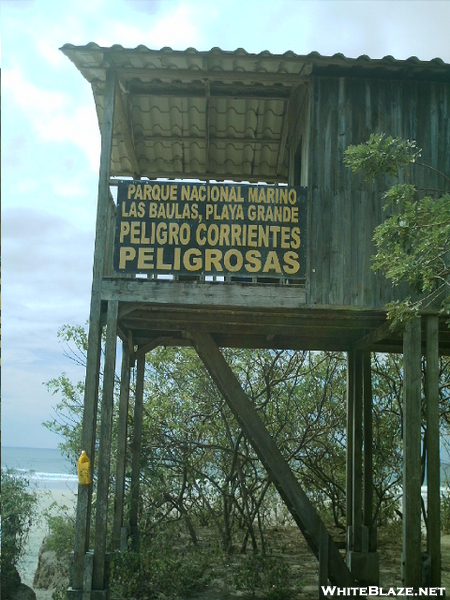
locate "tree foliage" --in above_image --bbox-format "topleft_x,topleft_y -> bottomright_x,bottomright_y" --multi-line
1,470 -> 39,596
43,324 -> 450,597
344,133 -> 450,327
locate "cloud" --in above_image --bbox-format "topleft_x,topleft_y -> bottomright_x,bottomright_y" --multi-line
3,68 -> 100,171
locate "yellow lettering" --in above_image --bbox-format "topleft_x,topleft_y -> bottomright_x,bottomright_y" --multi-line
183,248 -> 202,271
219,224 -> 230,246
231,224 -> 241,246
291,207 -> 298,223
291,227 -> 301,249
156,248 -> 171,270
120,222 -> 130,243
248,187 -> 258,203
173,247 -> 181,270
140,222 -> 150,244
168,223 -> 179,245
196,223 -> 207,246
263,251 -> 282,274
247,225 -> 258,247
152,185 -> 160,201
190,186 -> 199,201
205,249 -> 223,272
283,251 -> 300,275
137,248 -> 154,269
156,223 -> 167,245
245,250 -> 262,273
130,221 -> 140,244
135,185 -> 143,200
127,184 -> 136,199
280,227 -> 290,249
224,249 -> 243,272
138,202 -> 146,218
143,185 -> 152,200
119,247 -> 136,269
179,224 -> 191,245
181,186 -> 190,201
161,185 -> 170,201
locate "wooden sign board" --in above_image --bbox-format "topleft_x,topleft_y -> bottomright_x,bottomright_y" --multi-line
114,181 -> 307,279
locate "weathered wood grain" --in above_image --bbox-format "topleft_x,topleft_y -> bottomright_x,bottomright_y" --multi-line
112,342 -> 131,550
402,317 -> 422,590
426,316 -> 441,586
93,300 -> 119,590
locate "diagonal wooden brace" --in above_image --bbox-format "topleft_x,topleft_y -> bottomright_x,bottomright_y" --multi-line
189,331 -> 356,588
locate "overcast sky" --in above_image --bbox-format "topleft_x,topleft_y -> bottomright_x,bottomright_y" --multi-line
2,0 -> 450,449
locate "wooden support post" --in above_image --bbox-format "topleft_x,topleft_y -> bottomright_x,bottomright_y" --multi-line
112,341 -> 131,550
402,317 -> 422,590
346,352 -> 354,542
352,351 -> 363,553
363,352 -> 373,529
130,353 -> 145,552
71,68 -> 116,593
190,332 -> 355,587
426,316 -> 441,586
318,524 -> 329,599
92,300 -> 119,591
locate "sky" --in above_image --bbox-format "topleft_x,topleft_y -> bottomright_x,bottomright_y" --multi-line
2,0 -> 450,449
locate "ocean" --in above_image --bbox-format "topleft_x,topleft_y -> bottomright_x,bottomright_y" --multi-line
1,446 -> 78,491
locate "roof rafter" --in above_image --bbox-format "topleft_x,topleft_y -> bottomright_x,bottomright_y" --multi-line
114,80 -> 140,177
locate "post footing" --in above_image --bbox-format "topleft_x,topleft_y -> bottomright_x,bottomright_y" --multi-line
346,551 -> 379,585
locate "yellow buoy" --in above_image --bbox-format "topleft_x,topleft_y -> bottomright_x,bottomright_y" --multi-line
77,450 -> 92,485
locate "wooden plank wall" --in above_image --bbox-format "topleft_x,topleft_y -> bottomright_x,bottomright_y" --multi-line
304,76 -> 450,308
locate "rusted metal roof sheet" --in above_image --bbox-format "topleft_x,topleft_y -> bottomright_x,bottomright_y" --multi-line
61,44 -> 450,182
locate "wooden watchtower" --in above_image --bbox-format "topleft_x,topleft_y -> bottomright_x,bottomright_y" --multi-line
61,44 -> 450,598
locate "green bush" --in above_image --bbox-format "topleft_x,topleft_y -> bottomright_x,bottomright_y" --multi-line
232,551 -> 291,599
441,488 -> 450,534
42,501 -> 76,554
110,524 -> 214,599
1,469 -> 38,596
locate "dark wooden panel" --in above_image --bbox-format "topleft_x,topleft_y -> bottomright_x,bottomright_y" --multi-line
307,76 -> 450,309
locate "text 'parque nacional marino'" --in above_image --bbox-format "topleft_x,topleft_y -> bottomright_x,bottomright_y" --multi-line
114,181 -> 307,278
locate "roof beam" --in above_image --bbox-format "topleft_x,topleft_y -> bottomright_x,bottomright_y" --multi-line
276,97 -> 290,177
128,82 -> 296,99
110,169 -> 287,183
136,135 -> 280,146
114,82 -> 140,177
205,80 -> 210,174
118,67 -> 311,85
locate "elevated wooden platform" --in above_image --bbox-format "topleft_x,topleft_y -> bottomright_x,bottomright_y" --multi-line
102,279 -> 450,355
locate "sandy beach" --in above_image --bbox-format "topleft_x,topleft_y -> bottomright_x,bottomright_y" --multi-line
18,485 -> 77,600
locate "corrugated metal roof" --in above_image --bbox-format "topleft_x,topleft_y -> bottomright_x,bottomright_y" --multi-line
61,44 -> 450,182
